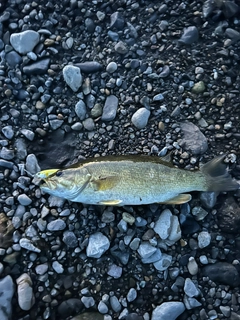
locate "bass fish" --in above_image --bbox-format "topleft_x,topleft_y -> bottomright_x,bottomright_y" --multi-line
36,155 -> 239,206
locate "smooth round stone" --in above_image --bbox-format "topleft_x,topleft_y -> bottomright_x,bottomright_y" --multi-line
0,276 -> 14,320
191,81 -> 205,93
47,219 -> 66,231
102,95 -> 118,121
197,231 -> 211,248
127,288 -> 137,302
16,273 -> 35,311
106,62 -> 117,73
63,65 -> 82,92
131,108 -> 150,129
17,194 -> 32,206
75,100 -> 87,120
154,209 -> 172,240
86,232 -> 110,258
2,125 -> 14,139
52,261 -> 64,274
114,41 -> 128,54
62,231 -> 78,248
5,51 -> 22,68
184,278 -> 200,297
151,302 -> 185,320
83,118 -> 95,131
35,264 -> 48,275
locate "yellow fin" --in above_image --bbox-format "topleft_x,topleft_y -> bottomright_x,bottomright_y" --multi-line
35,169 -> 59,179
98,200 -> 122,206
159,194 -> 192,204
91,175 -> 119,191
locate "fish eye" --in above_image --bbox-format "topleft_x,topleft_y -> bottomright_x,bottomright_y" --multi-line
56,171 -> 63,177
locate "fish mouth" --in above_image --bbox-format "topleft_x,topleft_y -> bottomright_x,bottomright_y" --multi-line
39,179 -> 57,190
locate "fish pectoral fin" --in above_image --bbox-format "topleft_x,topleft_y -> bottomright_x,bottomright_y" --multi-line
91,175 -> 119,191
158,194 -> 192,204
98,200 -> 122,206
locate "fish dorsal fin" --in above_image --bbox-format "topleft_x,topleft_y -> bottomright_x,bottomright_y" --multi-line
98,200 -> 122,206
159,194 -> 192,204
91,175 -> 119,191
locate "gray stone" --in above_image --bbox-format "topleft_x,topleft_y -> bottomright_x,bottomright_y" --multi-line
184,278 -> 200,297
167,215 -> 181,244
137,242 -> 157,259
115,41 -> 128,54
19,238 -> 41,253
98,301 -> 108,314
102,95 -> 118,121
153,253 -> 172,271
101,211 -> 115,223
2,125 -> 14,139
47,219 -> 66,231
142,248 -> 162,264
179,122 -> 208,155
16,273 -> 35,310
110,12 -> 125,30
75,61 -> 103,73
151,302 -> 185,320
191,206 -> 208,221
22,58 -> 50,75
183,295 -> 202,310
154,209 -> 172,240
63,231 -> 78,248
86,94 -> 95,109
26,154 -> 41,175
179,26 -> 199,45
17,194 -> 32,206
129,238 -> 140,251
187,257 -> 198,275
10,30 -> 40,54
107,264 -> 122,278
52,261 -> 64,274
86,232 -> 110,258
0,147 -> 14,160
21,129 -> 35,141
110,296 -> 121,312
127,288 -> 137,302
106,62 -> 117,73
131,108 -> 150,129
35,263 -> 48,275
75,100 -> 87,120
192,81 -> 206,93
200,191 -> 217,209
81,296 -> 95,308
0,275 -> 14,320
83,118 -> 95,131
153,93 -> 164,101
63,65 -> 82,92
49,119 -> 64,130
198,231 -> 211,248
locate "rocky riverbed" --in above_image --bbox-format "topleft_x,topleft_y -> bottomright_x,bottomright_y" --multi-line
1,0 -> 240,319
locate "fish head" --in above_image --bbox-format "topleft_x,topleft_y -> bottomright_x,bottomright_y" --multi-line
38,167 -> 91,200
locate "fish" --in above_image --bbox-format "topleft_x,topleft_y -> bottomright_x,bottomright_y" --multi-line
36,154 -> 239,206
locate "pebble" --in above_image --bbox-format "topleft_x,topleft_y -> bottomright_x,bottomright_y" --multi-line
0,147 -> 14,160
75,61 -> 103,73
63,65 -> 82,92
137,242 -> 157,259
62,231 -> 78,248
107,264 -> 122,278
81,296 -> 95,308
183,295 -> 202,310
198,231 -> 211,248
142,248 -> 162,264
179,26 -> 199,45
200,192 -> 217,209
184,278 -> 200,297
102,95 -> 118,121
16,273 -> 35,310
19,238 -> 41,253
10,30 -> 40,54
191,206 -> 208,221
26,154 -> 41,175
57,299 -> 83,319
20,129 -> 34,141
17,194 -> 32,206
110,12 -> 125,30
106,61 -> 117,73
154,209 -> 172,240
52,261 -> 64,274
2,125 -> 14,139
153,93 -> 164,102
86,232 -> 110,258
23,58 -> 50,75
83,118 -> 95,131
115,41 -> 128,54
187,257 -> 198,275
127,288 -> 137,302
202,262 -> 240,287
98,301 -> 108,314
131,108 -> 150,129
153,253 -> 172,271
151,301 -> 185,320
192,81 -> 206,93
217,197 -> 240,233
179,122 -> 208,155
47,219 -> 66,231
110,296 -> 121,312
0,276 -> 14,320
35,264 -> 48,275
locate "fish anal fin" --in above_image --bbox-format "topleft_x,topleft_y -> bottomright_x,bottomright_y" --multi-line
158,194 -> 192,204
91,175 -> 119,191
98,200 -> 122,206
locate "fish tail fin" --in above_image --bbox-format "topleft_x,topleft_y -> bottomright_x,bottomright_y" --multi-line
201,155 -> 239,192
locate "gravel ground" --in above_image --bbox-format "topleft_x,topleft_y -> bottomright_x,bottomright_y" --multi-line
1,0 -> 240,319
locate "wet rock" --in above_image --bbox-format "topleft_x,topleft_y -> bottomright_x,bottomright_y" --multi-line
179,122 -> 208,155
47,219 -> 66,231
102,95 -> 118,121
63,65 -> 82,92
137,242 -> 157,259
202,262 -> 240,287
131,108 -> 150,129
184,278 -> 200,297
179,26 -> 199,45
6,51 -> 22,68
10,30 -> 39,54
106,61 -> 117,73
81,296 -> 95,308
17,194 -> 32,206
63,231 -> 78,248
198,231 -> 211,248
86,232 -> 110,258
107,264 -> 122,279
2,125 -> 14,139
52,261 -> 64,274
217,197 -> 240,233
19,238 -> 41,253
0,147 -> 14,160
110,295 -> 121,312
16,273 -> 35,310
153,253 -> 172,271
154,209 -> 172,240
0,275 -> 14,320
83,118 -> 95,131
151,301 -> 185,320
115,41 -> 128,55
23,58 -> 50,75
26,154 -> 41,175
200,192 -> 217,209
183,295 -> 202,309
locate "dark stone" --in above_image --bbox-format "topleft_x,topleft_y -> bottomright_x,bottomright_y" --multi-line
178,26 -> 199,45
101,95 -> 118,121
222,1 -> 239,18
23,58 -> 50,75
57,298 -> 83,318
179,213 -> 200,235
6,51 -> 22,68
110,12 -> 125,30
75,62 -> 103,73
202,262 -> 240,287
217,197 -> 240,233
85,18 -> 95,33
126,313 -> 144,320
